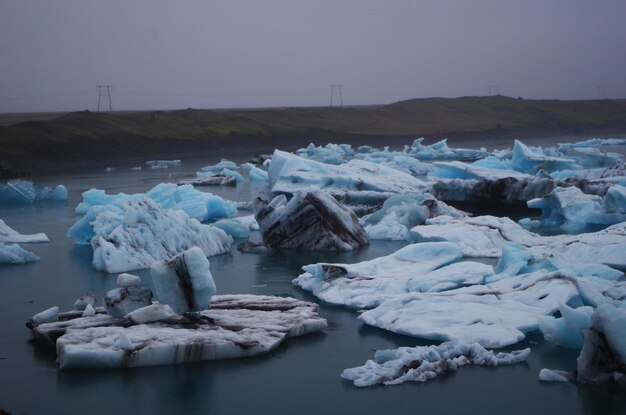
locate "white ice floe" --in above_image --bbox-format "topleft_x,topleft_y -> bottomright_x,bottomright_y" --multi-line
558,138 -> 626,149
0,242 -> 40,264
73,183 -> 237,223
82,198 -> 232,273
411,215 -> 626,269
341,341 -> 529,387
0,179 -> 67,204
150,247 -> 216,314
511,140 -> 581,174
126,303 -> 177,324
255,188 -> 368,251
293,242 -> 486,309
32,306 -> 59,324
523,185 -> 626,233
362,194 -> 466,241
0,219 -> 49,244
29,295 -> 326,369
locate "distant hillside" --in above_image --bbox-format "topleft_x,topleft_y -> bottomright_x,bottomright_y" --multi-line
1,96 -> 626,177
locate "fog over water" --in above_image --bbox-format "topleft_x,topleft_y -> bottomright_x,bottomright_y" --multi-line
1,0 -> 626,112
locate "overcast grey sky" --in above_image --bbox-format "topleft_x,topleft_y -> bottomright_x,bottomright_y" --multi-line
1,0 -> 625,112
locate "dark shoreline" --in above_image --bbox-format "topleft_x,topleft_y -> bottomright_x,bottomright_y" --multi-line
3,95 -> 626,178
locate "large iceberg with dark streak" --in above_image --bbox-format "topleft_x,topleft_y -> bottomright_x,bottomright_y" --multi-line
74,198 -> 232,273
255,188 -> 368,251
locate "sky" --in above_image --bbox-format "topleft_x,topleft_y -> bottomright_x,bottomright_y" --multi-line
1,0 -> 626,112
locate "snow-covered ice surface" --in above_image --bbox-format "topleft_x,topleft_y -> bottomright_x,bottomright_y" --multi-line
341,341 -> 529,387
255,188 -> 368,251
0,179 -> 67,204
28,295 -> 327,369
73,197 -> 232,273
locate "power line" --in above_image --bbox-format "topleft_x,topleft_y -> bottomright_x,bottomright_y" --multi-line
96,85 -> 113,112
329,84 -> 344,106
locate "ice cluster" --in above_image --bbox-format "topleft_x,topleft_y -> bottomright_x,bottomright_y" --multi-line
0,179 -> 67,204
0,220 -> 49,264
70,197 -> 232,273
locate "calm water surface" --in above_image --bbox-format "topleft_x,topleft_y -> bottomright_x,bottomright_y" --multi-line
0,152 -> 625,415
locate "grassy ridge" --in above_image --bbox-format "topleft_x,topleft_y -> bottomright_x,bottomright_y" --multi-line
1,95 -> 626,177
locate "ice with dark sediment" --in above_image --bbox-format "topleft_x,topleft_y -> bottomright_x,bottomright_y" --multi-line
181,174 -> 237,187
70,197 -> 232,273
254,188 -> 368,251
27,295 -> 327,369
0,179 -> 67,205
150,247 -> 216,314
341,341 -> 530,387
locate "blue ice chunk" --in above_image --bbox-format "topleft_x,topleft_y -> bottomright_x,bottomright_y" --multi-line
0,180 -> 67,205
220,168 -> 245,183
511,140 -> 581,174
243,163 -> 269,182
539,304 -> 593,349
0,242 -> 40,264
493,243 -> 534,276
74,183 -> 237,223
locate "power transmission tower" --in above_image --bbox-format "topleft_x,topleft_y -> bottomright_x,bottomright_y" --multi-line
596,86 -> 607,100
329,84 -> 344,106
96,85 -> 113,112
487,85 -> 500,96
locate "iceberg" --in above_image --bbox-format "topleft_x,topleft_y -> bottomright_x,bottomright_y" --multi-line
362,194 -> 466,241
538,304 -> 593,349
295,143 -> 356,164
511,140 -> 581,174
79,198 -> 232,273
558,138 -> 626,149
0,219 -> 49,243
0,242 -> 40,264
0,179 -> 67,204
342,341 -> 529,387
150,247 -> 216,314
212,215 -> 259,238
268,150 -> 428,201
255,188 -> 368,251
74,183 -> 237,222
200,159 -> 238,172
540,304 -> 626,390
242,163 -> 269,182
182,174 -> 237,187
525,185 -> 626,233
403,138 -> 487,161
28,295 -> 327,369
293,242 -> 489,309
104,277 -> 153,318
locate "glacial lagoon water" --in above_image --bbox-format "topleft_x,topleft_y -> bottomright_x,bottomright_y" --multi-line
1,152 -> 625,415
